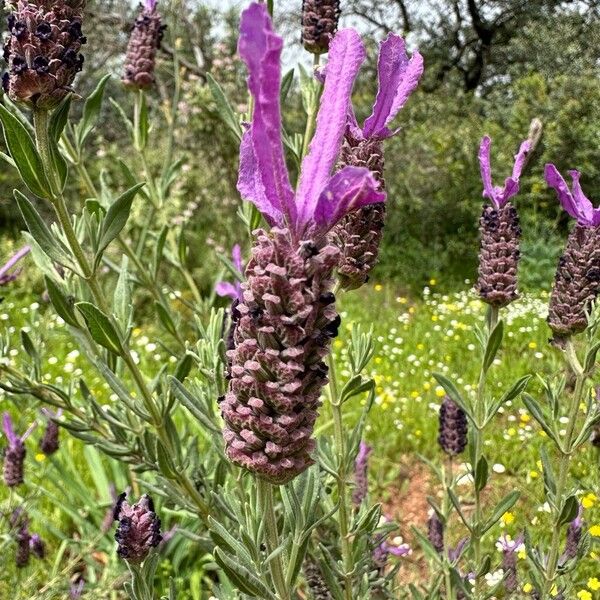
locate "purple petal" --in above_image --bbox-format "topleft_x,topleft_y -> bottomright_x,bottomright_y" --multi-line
499,177 -> 520,205
311,166 -> 386,237
231,244 -> 243,273
296,29 -> 366,232
362,34 -> 424,139
238,3 -> 296,228
237,127 -> 282,226
21,422 -> 36,442
216,282 -> 240,301
511,140 -> 532,180
545,164 -> 581,222
0,245 -> 30,280
145,0 -> 157,10
569,170 -> 595,225
2,412 -> 17,444
478,136 -> 497,206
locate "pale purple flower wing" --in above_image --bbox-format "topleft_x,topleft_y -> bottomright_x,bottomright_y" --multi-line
545,164 -> 580,222
216,282 -> 240,300
478,136 -> 497,205
296,29 -> 366,230
312,166 -> 385,236
511,140 -> 532,180
231,244 -> 243,272
498,177 -> 519,205
362,34 -> 424,139
2,412 -> 17,444
237,127 -> 282,226
569,170 -> 596,226
238,3 -> 295,228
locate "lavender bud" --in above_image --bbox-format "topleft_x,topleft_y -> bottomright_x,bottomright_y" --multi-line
222,228 -> 340,484
40,419 -> 59,455
476,202 -> 521,308
15,525 -> 31,568
122,0 -> 166,90
3,437 -> 26,487
438,396 -> 468,456
113,492 -> 162,563
301,0 -> 340,55
30,533 -> 46,559
548,225 -> 600,340
332,136 -> 385,290
352,441 -> 371,506
561,504 -> 583,563
427,512 -> 444,554
303,559 -> 332,600
3,0 -> 86,108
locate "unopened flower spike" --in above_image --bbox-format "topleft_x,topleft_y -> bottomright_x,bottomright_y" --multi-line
40,408 -> 62,456
3,0 -> 87,108
545,165 -> 600,339
2,412 -> 35,487
113,492 -> 162,563
352,441 -> 371,506
438,395 -> 468,456
301,0 -> 340,54
122,0 -> 166,89
333,34 -> 424,289
476,135 -> 531,308
560,503 -> 583,563
224,2 -> 384,484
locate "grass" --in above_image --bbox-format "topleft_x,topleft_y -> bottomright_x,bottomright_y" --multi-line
1,281 -> 600,598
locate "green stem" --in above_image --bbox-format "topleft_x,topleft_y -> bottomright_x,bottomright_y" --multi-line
33,108 -> 209,520
257,479 -> 290,600
542,338 -> 586,594
442,460 -> 455,600
299,53 -> 322,165
328,353 -> 353,600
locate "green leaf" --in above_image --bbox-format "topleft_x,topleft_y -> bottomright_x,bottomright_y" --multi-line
14,190 -> 73,268
0,103 -> 51,198
169,377 -> 220,433
433,372 -> 474,422
584,340 -> 600,373
96,183 -> 144,259
44,276 -> 79,328
113,256 -> 132,335
539,446 -> 556,498
49,94 -> 72,142
522,393 -> 557,443
557,495 -> 579,527
75,302 -> 122,355
483,320 -> 503,372
77,74 -> 111,147
206,73 -> 242,141
475,455 -> 489,492
482,491 -> 520,533
280,68 -> 294,104
134,90 -> 149,151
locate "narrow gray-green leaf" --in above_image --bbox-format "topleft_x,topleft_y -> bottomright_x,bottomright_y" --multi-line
75,302 -> 122,355
78,74 -> 111,146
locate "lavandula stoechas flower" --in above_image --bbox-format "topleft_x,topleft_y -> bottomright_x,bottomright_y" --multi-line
3,0 -> 86,109
225,3 -> 385,484
39,408 -> 61,455
0,246 -> 30,286
122,0 -> 165,90
113,493 -> 162,563
438,395 -> 468,457
560,503 -> 583,564
301,0 -> 340,54
333,36 -> 423,290
15,523 -> 31,568
475,135 -> 531,307
29,533 -> 46,558
352,441 -> 371,506
372,515 -> 411,572
427,511 -> 444,554
2,412 -> 35,487
303,559 -> 332,600
545,165 -> 600,340
497,534 -> 523,593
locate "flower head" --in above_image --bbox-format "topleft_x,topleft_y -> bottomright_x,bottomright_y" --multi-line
216,244 -> 244,301
347,34 -> 423,141
352,441 -> 371,506
479,136 -> 532,208
237,2 -> 385,242
2,412 -> 35,487
545,165 -> 600,227
40,408 -> 62,455
113,493 -> 162,563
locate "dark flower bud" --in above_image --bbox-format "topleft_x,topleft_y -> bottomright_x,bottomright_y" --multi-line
40,408 -> 61,455
427,512 -> 444,554
2,412 -> 35,487
438,396 -> 468,456
498,534 -> 522,593
548,225 -> 600,340
476,202 -> 521,308
3,0 -> 86,108
560,504 -> 583,564
15,524 -> 31,568
301,0 -> 340,54
303,559 -> 332,600
352,441 -> 371,506
30,533 -> 46,559
114,493 -> 162,563
122,0 -> 166,90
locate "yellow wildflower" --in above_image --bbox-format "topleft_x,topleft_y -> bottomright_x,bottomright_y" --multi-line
522,583 -> 532,593
435,387 -> 446,398
374,284 -> 383,291
589,525 -> 600,537
587,578 -> 600,591
582,493 -> 597,509
577,591 -> 592,600
501,512 -> 515,525
528,341 -> 537,349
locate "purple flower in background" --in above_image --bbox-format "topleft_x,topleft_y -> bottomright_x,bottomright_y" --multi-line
497,534 -> 523,593
2,412 -> 35,487
347,34 -> 424,142
352,441 -> 371,506
29,533 -> 46,559
561,503 -> 583,563
0,246 -> 30,286
69,580 -> 84,599
479,136 -> 532,208
372,515 -> 411,572
216,244 -> 244,301
545,165 -> 600,227
40,408 -> 62,456
237,2 -> 385,242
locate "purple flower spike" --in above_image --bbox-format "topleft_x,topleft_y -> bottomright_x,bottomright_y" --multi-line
0,246 -> 30,286
352,441 -> 371,506
2,412 -> 36,487
358,34 -> 424,140
479,135 -> 532,208
216,244 -> 244,301
237,2 -> 385,241
545,165 -> 600,227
